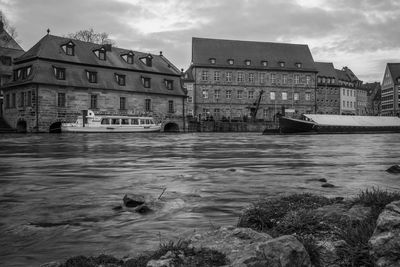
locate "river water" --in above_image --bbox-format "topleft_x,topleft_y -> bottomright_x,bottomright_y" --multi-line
0,132 -> 399,266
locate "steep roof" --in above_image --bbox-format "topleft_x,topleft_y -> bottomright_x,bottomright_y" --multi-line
0,28 -> 23,50
315,62 -> 337,78
16,34 -> 180,76
387,63 -> 400,85
342,66 -> 360,82
335,69 -> 350,82
192,37 -> 317,72
182,66 -> 195,82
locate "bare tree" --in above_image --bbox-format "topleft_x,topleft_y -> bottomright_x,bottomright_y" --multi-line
0,10 -> 18,41
66,28 -> 115,45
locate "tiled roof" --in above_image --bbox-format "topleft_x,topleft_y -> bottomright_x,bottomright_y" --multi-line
182,66 -> 194,82
387,63 -> 400,85
335,69 -> 350,82
0,29 -> 23,51
342,66 -> 360,82
315,62 -> 337,78
8,34 -> 185,97
192,37 -> 317,71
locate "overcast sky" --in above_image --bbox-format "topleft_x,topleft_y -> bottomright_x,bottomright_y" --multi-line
1,0 -> 400,82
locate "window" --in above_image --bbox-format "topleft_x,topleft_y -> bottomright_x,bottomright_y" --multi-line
306,75 -> 311,85
282,92 -> 287,100
271,74 -> 276,84
270,91 -> 275,100
142,77 -> 151,88
5,94 -> 9,108
214,71 -> 220,81
131,118 -> 139,125
121,52 -> 134,64
115,74 -> 126,86
261,61 -> 268,67
305,92 -> 311,101
294,92 -> 299,101
93,48 -> 106,60
165,79 -> 173,90
283,74 -> 287,84
318,77 -> 321,83
214,89 -> 220,99
279,61 -> 285,67
248,91 -> 254,99
228,59 -> 234,65
101,118 -> 110,125
295,63 -> 302,68
121,119 -> 129,125
58,93 -> 66,107
27,91 -> 32,106
202,71 -> 208,81
87,71 -> 97,83
90,94 -> 97,109
19,92 -> 25,107
14,66 -> 32,80
237,72 -> 244,82
187,96 -> 193,103
237,90 -> 243,99
249,73 -> 254,83
245,60 -> 251,66
226,90 -> 232,99
202,89 -> 208,98
294,75 -> 300,84
260,73 -> 266,84
120,97 -> 126,110
111,118 -> 120,125
168,100 -> 174,113
54,67 -> 66,80
66,44 -> 74,56
145,99 -> 151,112
209,58 -> 216,64
226,72 -> 232,82
1,56 -> 11,66
11,93 -> 16,108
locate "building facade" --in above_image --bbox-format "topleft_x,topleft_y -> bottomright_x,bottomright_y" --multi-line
362,82 -> 381,115
335,67 -> 363,115
187,37 -> 317,122
381,63 -> 400,116
2,34 -> 186,132
0,21 -> 24,117
315,62 -> 340,114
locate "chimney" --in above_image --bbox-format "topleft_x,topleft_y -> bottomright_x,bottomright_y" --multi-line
103,44 -> 112,51
159,51 -> 163,56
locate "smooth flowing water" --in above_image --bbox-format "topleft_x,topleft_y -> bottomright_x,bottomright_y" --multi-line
1,132 -> 399,266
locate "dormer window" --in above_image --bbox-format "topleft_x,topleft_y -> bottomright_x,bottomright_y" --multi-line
261,61 -> 268,67
86,71 -> 97,83
397,77 -> 400,83
115,73 -> 125,86
61,41 -> 75,56
295,62 -> 302,68
14,66 -> 32,80
209,58 -> 216,64
93,47 -> 106,60
140,54 -> 153,67
142,77 -> 151,88
1,56 -> 12,66
227,59 -> 234,65
279,61 -> 285,67
121,51 -> 134,64
165,79 -> 173,90
245,60 -> 251,66
53,67 -> 65,80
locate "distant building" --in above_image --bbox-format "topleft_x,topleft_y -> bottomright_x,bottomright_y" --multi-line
0,21 -> 24,116
335,67 -> 363,115
182,67 -> 195,118
315,62 -> 340,114
187,37 -> 317,122
361,82 -> 381,115
2,34 -> 186,132
381,63 -> 400,116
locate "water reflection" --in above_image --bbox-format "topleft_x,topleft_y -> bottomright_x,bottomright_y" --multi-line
0,132 -> 399,266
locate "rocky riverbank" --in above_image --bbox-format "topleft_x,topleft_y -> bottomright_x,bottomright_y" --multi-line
41,188 -> 400,267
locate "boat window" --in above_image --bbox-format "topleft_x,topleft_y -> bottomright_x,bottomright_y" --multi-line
140,119 -> 146,125
101,118 -> 110,125
111,118 -> 120,125
150,120 -> 154,124
121,119 -> 129,125
146,119 -> 151,124
131,118 -> 139,125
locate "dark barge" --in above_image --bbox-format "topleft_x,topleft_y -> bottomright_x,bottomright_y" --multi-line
276,114 -> 400,134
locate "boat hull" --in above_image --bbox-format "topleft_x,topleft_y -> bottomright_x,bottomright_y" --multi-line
278,117 -> 317,134
61,126 -> 161,133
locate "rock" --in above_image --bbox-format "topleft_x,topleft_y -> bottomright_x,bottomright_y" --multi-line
316,240 -> 347,267
386,165 -> 400,174
112,205 -> 123,211
189,226 -> 310,267
318,178 -> 327,183
228,168 -> 236,172
314,203 -> 371,222
40,262 -> 62,267
123,194 -> 145,207
321,183 -> 335,188
369,200 -> 400,267
147,258 -> 174,267
134,204 -> 153,214
345,204 -> 371,222
306,178 -> 327,183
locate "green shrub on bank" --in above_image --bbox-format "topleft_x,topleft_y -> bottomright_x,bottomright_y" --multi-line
352,187 -> 400,217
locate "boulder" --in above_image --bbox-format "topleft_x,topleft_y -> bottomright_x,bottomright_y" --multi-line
123,194 -> 145,207
321,183 -> 335,188
369,200 -> 400,267
386,165 -> 400,174
314,203 -> 371,222
188,226 -> 311,267
316,240 -> 346,267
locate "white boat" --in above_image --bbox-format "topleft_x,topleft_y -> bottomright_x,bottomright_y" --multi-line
61,110 -> 162,133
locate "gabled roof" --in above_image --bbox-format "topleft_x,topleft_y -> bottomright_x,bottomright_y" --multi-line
342,66 -> 360,82
191,37 -> 317,71
16,34 -> 180,76
315,62 -> 337,78
335,69 -> 349,82
0,28 -> 23,51
387,63 -> 400,85
182,66 -> 194,82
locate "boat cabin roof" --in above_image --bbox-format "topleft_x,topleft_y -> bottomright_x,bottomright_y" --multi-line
304,114 -> 400,127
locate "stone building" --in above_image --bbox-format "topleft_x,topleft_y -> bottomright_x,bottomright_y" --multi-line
0,21 -> 24,116
315,62 -> 340,114
187,37 -> 317,122
182,67 -> 195,117
362,82 -> 381,115
381,63 -> 400,116
335,66 -> 363,115
2,34 -> 186,132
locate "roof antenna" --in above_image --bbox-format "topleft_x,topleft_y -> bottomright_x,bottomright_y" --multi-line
47,28 -> 50,35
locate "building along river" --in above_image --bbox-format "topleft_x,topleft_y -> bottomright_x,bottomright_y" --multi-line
0,132 -> 399,266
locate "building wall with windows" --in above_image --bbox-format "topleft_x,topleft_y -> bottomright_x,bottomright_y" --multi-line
381,63 -> 400,116
335,67 -> 363,115
188,37 -> 317,121
2,34 -> 185,132
315,62 -> 340,114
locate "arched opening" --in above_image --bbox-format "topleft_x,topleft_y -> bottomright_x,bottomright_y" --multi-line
49,122 -> 62,133
163,122 -> 179,132
16,120 -> 27,133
